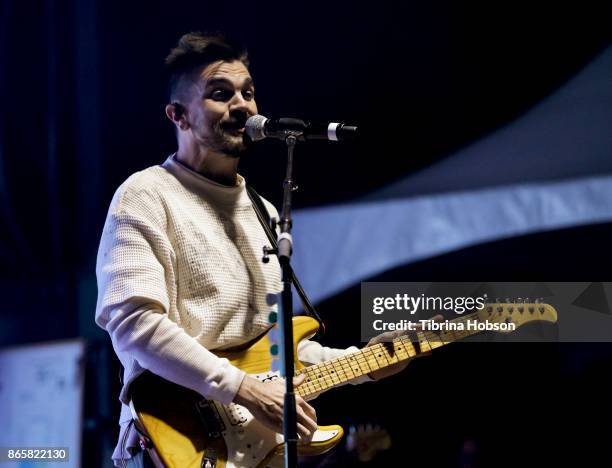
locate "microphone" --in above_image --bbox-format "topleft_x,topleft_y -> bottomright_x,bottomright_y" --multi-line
245,114 -> 357,142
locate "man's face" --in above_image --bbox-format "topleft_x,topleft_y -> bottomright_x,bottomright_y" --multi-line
185,60 -> 258,157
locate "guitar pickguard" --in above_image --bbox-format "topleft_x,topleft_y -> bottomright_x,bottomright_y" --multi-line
213,371 -> 339,468
130,317 -> 346,468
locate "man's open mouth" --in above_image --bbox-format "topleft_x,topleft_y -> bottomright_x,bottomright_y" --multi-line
224,126 -> 245,135
223,114 -> 249,132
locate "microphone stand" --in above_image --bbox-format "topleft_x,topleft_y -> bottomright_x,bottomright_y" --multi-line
272,131 -> 301,468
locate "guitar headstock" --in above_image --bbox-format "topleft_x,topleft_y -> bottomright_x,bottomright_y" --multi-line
475,303 -> 558,332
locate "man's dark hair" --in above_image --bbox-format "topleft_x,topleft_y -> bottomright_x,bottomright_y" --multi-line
165,32 -> 249,103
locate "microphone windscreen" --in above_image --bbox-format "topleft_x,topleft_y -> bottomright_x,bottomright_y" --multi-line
245,114 -> 268,141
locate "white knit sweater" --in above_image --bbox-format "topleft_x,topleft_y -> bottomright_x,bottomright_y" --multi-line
95,154 -> 367,463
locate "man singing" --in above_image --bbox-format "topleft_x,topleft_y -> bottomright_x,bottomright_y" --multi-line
95,32 -> 407,467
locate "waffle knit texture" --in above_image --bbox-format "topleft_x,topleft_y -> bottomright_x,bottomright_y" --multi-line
95,154 -> 368,464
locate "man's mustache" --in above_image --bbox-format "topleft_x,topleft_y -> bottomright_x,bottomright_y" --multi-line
221,113 -> 249,129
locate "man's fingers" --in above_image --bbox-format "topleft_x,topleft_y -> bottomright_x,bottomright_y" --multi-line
297,422 -> 313,440
293,374 -> 306,387
297,396 -> 317,422
296,405 -> 318,435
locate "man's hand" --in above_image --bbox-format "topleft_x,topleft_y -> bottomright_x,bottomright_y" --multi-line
234,374 -> 317,440
365,315 -> 443,381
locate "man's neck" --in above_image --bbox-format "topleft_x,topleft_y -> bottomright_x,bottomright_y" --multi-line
176,146 -> 239,187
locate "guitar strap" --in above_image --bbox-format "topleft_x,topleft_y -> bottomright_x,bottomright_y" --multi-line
246,185 -> 325,335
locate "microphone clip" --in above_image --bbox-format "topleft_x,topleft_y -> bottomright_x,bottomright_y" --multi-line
262,245 -> 278,263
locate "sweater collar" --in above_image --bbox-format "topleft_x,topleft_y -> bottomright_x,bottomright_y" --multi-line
162,154 -> 251,208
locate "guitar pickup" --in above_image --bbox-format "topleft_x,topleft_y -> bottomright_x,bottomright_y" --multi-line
195,399 -> 226,439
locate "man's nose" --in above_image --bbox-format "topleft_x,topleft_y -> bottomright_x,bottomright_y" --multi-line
229,92 -> 250,112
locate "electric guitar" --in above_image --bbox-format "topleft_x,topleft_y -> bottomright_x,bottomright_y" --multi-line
128,303 -> 557,467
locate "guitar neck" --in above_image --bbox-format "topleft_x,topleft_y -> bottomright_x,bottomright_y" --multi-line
295,321 -> 458,398
295,303 -> 556,398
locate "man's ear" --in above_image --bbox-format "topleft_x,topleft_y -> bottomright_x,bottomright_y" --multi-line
165,102 -> 189,131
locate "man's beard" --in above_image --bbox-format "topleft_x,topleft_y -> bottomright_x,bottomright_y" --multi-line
201,118 -> 249,158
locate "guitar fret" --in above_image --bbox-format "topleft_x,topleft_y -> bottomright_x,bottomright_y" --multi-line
299,334 -> 444,398
332,358 -> 352,382
313,364 -> 334,390
323,360 -> 342,385
417,331 -> 433,352
362,347 -> 383,370
377,343 -> 402,364
299,314 -> 476,398
373,343 -> 400,365
331,357 -> 352,382
353,351 -> 374,375
298,366 -> 324,396
307,366 -> 328,391
423,331 -> 450,348
296,304 -> 555,399
392,341 -> 411,360
339,356 -> 358,380
393,342 -> 407,358
343,353 -> 363,377
398,337 -> 417,357
302,367 -> 321,394
301,351 -> 375,396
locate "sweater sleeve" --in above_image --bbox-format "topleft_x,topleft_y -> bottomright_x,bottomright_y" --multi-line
106,301 -> 245,405
95,191 -> 245,405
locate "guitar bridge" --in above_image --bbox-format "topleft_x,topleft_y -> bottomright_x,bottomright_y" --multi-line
195,398 -> 226,439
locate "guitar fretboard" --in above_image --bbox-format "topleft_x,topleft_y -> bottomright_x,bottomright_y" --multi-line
295,304 -> 551,398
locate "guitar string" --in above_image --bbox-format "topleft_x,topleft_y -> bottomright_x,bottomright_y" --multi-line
297,311 -> 479,394
295,305 -> 550,397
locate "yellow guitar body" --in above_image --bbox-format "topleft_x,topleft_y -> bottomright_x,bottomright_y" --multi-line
129,316 -> 343,468
128,303 -> 558,467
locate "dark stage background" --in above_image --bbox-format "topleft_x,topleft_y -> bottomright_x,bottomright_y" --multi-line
0,0 -> 610,466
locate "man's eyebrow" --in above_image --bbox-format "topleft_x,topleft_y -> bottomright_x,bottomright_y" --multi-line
204,77 -> 255,88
